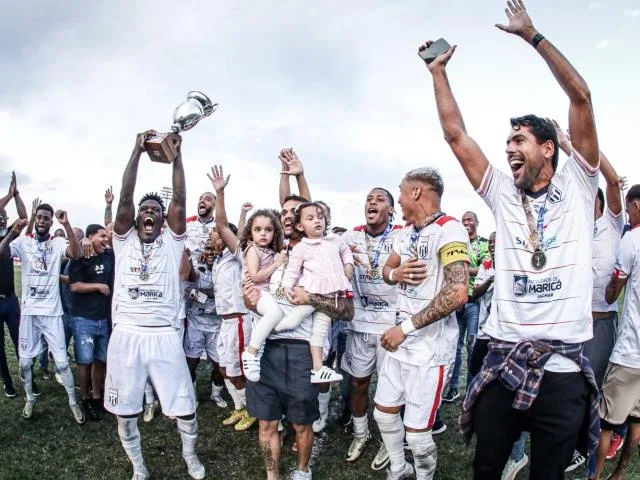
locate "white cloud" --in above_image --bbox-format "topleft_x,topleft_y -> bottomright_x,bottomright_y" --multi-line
624,8 -> 640,18
596,38 -> 610,49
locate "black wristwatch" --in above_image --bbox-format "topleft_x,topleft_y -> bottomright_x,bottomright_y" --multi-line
531,33 -> 545,49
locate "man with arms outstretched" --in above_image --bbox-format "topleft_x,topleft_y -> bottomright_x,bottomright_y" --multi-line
105,131 -> 204,480
424,1 -> 600,478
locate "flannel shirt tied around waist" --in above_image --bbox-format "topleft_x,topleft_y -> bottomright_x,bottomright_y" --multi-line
459,338 -> 600,477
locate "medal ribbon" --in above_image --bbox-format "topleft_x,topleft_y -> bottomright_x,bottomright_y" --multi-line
139,240 -> 157,277
36,238 -> 50,272
365,223 -> 393,269
520,191 -> 548,253
409,211 -> 444,257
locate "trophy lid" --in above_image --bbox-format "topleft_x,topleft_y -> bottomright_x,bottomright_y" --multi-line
186,91 -> 218,117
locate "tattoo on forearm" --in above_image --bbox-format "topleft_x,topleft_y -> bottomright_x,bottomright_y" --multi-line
411,261 -> 468,330
260,441 -> 276,472
104,204 -> 112,225
309,294 -> 355,321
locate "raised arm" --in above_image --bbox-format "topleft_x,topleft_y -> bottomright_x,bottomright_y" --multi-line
26,197 -> 40,236
115,132 -> 154,235
599,152 -> 623,216
166,134 -> 186,235
209,165 -> 239,254
496,0 -> 598,166
422,43 -> 490,189
0,218 -> 27,258
104,186 -> 114,225
278,148 -> 311,206
237,202 -> 252,234
56,210 -> 81,260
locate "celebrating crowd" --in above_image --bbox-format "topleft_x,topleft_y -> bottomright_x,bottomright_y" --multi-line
1,2 -> 640,480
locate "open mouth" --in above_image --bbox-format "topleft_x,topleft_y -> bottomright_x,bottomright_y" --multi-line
366,206 -> 379,217
509,157 -> 525,177
143,218 -> 155,233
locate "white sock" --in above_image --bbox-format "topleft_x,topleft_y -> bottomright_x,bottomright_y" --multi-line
117,416 -> 146,473
225,379 -> 243,410
318,391 -> 331,420
406,431 -> 437,480
352,414 -> 369,438
19,357 -> 35,402
374,409 -> 406,474
237,388 -> 247,408
211,382 -> 223,397
177,416 -> 198,458
144,382 -> 155,404
55,362 -> 78,405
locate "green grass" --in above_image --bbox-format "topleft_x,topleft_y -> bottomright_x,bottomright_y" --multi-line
1,267 -> 637,479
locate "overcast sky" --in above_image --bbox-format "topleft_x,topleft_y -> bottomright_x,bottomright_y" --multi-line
1,0 -> 638,234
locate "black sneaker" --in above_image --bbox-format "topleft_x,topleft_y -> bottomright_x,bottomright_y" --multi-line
442,387 -> 459,403
4,382 -> 16,398
432,419 -> 447,435
564,449 -> 585,473
83,399 -> 100,421
32,380 -> 41,397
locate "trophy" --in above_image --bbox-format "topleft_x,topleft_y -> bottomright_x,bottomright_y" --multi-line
145,91 -> 218,163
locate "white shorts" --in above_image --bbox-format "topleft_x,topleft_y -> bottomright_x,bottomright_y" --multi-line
374,355 -> 449,430
104,324 -> 196,417
341,330 -> 386,379
19,315 -> 68,364
184,326 -> 220,362
217,315 -> 251,378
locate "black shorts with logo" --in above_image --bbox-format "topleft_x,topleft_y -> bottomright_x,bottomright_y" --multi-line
246,339 -> 319,425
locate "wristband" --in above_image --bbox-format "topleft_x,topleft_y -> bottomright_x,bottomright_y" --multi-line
389,268 -> 396,282
531,33 -> 545,49
400,318 -> 416,335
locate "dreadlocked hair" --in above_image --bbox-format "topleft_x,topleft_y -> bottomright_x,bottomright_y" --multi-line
239,209 -> 284,253
138,192 -> 166,215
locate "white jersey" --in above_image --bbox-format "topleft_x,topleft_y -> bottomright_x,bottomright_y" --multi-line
10,235 -> 67,316
112,227 -> 185,328
476,150 -> 599,345
185,215 -> 215,265
610,226 -> 640,368
474,259 -> 495,341
592,209 -> 624,313
343,225 -> 403,334
186,268 -> 221,333
212,248 -> 248,316
389,217 -> 470,367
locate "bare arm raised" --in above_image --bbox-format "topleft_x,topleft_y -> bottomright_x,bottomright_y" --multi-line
278,148 -> 311,206
166,134 -> 186,235
209,165 -> 239,254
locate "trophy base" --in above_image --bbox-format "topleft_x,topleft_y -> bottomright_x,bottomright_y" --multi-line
145,133 -> 178,164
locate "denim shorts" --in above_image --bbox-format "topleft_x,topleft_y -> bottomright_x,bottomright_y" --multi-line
73,317 -> 109,364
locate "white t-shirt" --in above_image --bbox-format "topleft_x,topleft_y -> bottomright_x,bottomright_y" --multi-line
185,215 -> 214,265
592,209 -> 624,313
212,248 -> 248,316
609,226 -> 640,368
112,227 -> 185,328
474,259 -> 495,341
342,225 -> 403,335
476,150 -> 598,372
389,216 -> 470,367
186,268 -> 221,333
10,235 -> 68,317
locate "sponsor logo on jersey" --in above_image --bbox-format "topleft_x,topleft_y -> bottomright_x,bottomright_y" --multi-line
28,287 -> 50,298
513,274 -> 562,299
359,295 -> 389,309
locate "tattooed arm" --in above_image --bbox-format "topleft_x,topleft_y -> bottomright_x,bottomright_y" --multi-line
288,286 -> 355,321
380,260 -> 469,351
605,274 -> 626,305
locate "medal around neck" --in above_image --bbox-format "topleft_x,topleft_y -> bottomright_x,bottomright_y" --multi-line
145,91 -> 218,164
531,250 -> 547,271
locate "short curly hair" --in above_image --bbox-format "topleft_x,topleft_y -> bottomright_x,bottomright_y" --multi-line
138,192 -> 166,215
239,209 -> 283,253
291,202 -> 327,240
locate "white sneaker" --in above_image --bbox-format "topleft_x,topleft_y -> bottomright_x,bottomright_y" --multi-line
313,411 -> 328,433
370,441 -> 390,470
242,349 -> 261,382
131,466 -> 149,480
210,383 -> 228,408
184,454 -> 205,480
22,400 -> 35,419
385,462 -> 414,480
310,366 -> 343,384
345,433 -> 371,462
143,401 -> 158,423
502,454 -> 528,480
70,403 -> 86,425
289,468 -> 312,480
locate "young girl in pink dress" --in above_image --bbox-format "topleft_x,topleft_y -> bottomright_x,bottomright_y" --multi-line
279,202 -> 354,383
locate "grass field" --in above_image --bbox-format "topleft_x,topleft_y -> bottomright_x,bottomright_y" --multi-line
1,267 -> 638,479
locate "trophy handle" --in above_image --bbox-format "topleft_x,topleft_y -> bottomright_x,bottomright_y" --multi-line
187,91 -> 218,117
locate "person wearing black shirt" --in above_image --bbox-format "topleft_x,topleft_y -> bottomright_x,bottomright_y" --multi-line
0,172 -> 27,398
69,224 -> 114,420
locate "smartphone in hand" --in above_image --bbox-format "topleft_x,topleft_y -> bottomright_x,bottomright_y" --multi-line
418,38 -> 451,64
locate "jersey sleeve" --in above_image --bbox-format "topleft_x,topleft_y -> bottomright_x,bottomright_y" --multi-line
338,240 -> 354,266
475,164 -> 511,214
438,221 -> 471,267
607,208 -> 625,237
560,149 -> 599,204
9,235 -> 24,260
614,233 -> 635,279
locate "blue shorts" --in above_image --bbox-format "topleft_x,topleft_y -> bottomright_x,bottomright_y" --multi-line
73,317 -> 109,364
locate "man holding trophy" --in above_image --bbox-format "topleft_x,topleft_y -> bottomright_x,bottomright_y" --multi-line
106,92 -> 215,480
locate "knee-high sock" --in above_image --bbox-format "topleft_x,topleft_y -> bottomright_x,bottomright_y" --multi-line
352,414 -> 369,438
54,360 -> 78,405
224,379 -> 243,410
117,416 -> 146,473
144,382 -> 155,405
406,431 -> 437,480
177,416 -> 198,457
237,388 -> 247,409
318,390 -> 330,421
374,409 -> 406,474
19,357 -> 34,402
